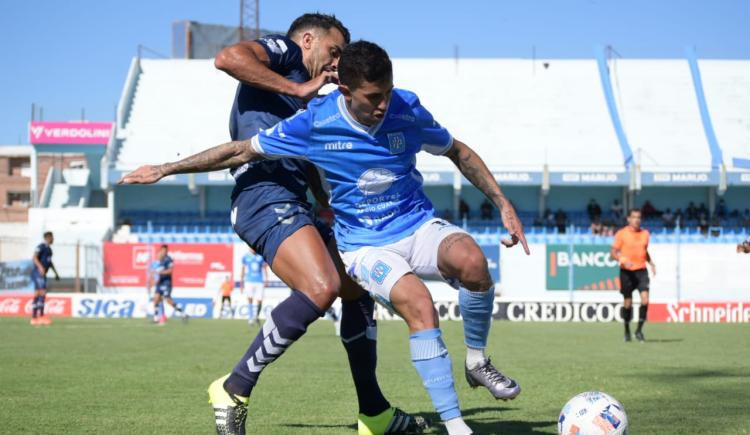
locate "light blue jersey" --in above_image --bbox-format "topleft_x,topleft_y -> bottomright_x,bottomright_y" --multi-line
243,253 -> 265,283
149,260 -> 162,284
251,89 -> 453,251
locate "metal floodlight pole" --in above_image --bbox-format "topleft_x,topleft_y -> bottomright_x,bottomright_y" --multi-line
240,0 -> 260,41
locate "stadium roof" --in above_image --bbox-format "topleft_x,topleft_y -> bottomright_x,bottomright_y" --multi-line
107,57 -> 750,188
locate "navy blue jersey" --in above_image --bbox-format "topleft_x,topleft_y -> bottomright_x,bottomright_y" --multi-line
229,34 -> 313,203
157,255 -> 173,286
33,243 -> 53,274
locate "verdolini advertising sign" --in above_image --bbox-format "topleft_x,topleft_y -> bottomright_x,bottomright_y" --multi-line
29,121 -> 113,145
103,242 -> 233,288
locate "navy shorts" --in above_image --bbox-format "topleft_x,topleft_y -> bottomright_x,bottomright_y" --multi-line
231,193 -> 333,267
31,273 -> 47,290
155,282 -> 173,298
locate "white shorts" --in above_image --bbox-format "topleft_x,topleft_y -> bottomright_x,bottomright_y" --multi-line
244,282 -> 265,300
339,218 -> 467,305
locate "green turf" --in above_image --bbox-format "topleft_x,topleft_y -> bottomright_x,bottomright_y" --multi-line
1,318 -> 749,434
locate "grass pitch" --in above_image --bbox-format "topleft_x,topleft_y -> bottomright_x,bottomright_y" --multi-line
1,318 -> 749,434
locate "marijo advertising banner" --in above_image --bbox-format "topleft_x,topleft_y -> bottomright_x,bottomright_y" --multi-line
0,260 -> 34,292
546,244 -> 620,290
103,242 -> 233,288
29,121 -> 113,145
0,294 -> 72,317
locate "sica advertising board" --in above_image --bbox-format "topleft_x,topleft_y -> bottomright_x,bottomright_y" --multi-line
103,242 -> 233,288
547,244 -> 620,291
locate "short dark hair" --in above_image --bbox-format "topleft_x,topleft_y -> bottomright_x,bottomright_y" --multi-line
43,231 -> 53,238
628,208 -> 641,216
160,244 -> 168,250
287,13 -> 350,44
339,40 -> 392,90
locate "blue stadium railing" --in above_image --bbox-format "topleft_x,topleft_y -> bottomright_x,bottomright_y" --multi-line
118,210 -> 748,245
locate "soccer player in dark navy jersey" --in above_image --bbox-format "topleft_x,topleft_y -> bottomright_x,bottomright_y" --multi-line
30,231 -> 59,325
151,245 -> 187,324
123,40 -> 531,435
123,13 -> 426,435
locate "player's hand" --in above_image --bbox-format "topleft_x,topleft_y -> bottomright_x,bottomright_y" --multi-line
55,274 -> 60,281
649,263 -> 657,277
499,202 -> 530,255
296,70 -> 338,102
118,165 -> 165,185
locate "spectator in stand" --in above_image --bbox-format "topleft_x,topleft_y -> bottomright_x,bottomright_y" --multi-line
697,203 -> 708,218
716,198 -> 727,219
641,200 -> 658,219
480,199 -> 493,220
662,208 -> 675,229
698,211 -> 709,234
590,217 -> 603,235
555,209 -> 568,233
545,209 -> 555,228
686,202 -> 698,220
611,199 -> 623,222
742,209 -> 750,228
587,199 -> 602,221
603,221 -> 617,237
459,198 -> 470,220
674,208 -> 684,227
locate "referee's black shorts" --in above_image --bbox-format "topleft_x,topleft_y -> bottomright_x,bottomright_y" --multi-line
619,268 -> 649,296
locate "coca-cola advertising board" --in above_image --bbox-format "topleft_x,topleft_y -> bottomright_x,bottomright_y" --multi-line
0,295 -> 72,317
103,242 -> 233,288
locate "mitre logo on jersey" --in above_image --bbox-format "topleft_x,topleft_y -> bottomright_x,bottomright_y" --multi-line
324,141 -> 353,151
387,132 -> 406,154
357,168 -> 396,196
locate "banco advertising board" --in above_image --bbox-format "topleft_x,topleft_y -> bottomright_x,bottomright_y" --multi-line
546,244 -> 619,290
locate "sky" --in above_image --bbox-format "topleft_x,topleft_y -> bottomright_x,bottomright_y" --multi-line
1,0 -> 748,144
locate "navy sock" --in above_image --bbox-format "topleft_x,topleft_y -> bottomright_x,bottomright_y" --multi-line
32,297 -> 39,318
224,290 -> 324,397
637,305 -> 648,332
622,306 -> 633,333
39,295 -> 46,316
340,294 -> 390,416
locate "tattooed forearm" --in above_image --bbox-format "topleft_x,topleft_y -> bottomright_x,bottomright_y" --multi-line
160,140 -> 257,176
446,140 -> 507,211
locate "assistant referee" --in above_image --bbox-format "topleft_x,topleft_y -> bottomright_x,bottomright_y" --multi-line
610,208 -> 656,342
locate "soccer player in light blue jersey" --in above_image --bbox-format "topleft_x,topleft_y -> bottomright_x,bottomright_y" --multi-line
122,15 -> 426,435
240,248 -> 267,325
121,40 -> 529,435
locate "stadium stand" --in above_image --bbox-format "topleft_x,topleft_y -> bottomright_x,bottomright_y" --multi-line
105,57 -> 750,245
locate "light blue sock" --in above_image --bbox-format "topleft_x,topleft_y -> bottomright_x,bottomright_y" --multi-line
410,328 -> 461,421
459,286 -> 495,349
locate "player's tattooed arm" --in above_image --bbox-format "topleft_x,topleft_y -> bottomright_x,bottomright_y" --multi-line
445,139 -> 530,254
118,140 -> 261,184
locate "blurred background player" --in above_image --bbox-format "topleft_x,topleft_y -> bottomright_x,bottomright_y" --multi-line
30,231 -> 59,325
147,259 -> 165,322
736,235 -> 750,254
240,248 -> 267,325
217,275 -> 235,319
611,209 -> 656,342
122,13 -> 427,435
152,244 -> 188,324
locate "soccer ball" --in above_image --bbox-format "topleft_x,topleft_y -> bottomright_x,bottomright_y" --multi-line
558,391 -> 628,435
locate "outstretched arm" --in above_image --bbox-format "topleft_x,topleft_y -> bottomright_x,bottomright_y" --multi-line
215,40 -> 338,102
118,139 -> 259,184
444,139 -> 530,254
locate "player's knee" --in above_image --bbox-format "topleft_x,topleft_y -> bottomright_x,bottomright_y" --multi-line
306,274 -> 341,308
459,251 -> 492,290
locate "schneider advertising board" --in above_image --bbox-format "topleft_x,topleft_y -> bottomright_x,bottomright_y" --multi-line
546,244 -> 620,291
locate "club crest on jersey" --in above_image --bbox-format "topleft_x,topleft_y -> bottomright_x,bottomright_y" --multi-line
387,132 -> 406,154
370,260 -> 392,285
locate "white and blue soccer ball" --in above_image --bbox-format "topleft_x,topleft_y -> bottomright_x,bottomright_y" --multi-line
558,391 -> 628,435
